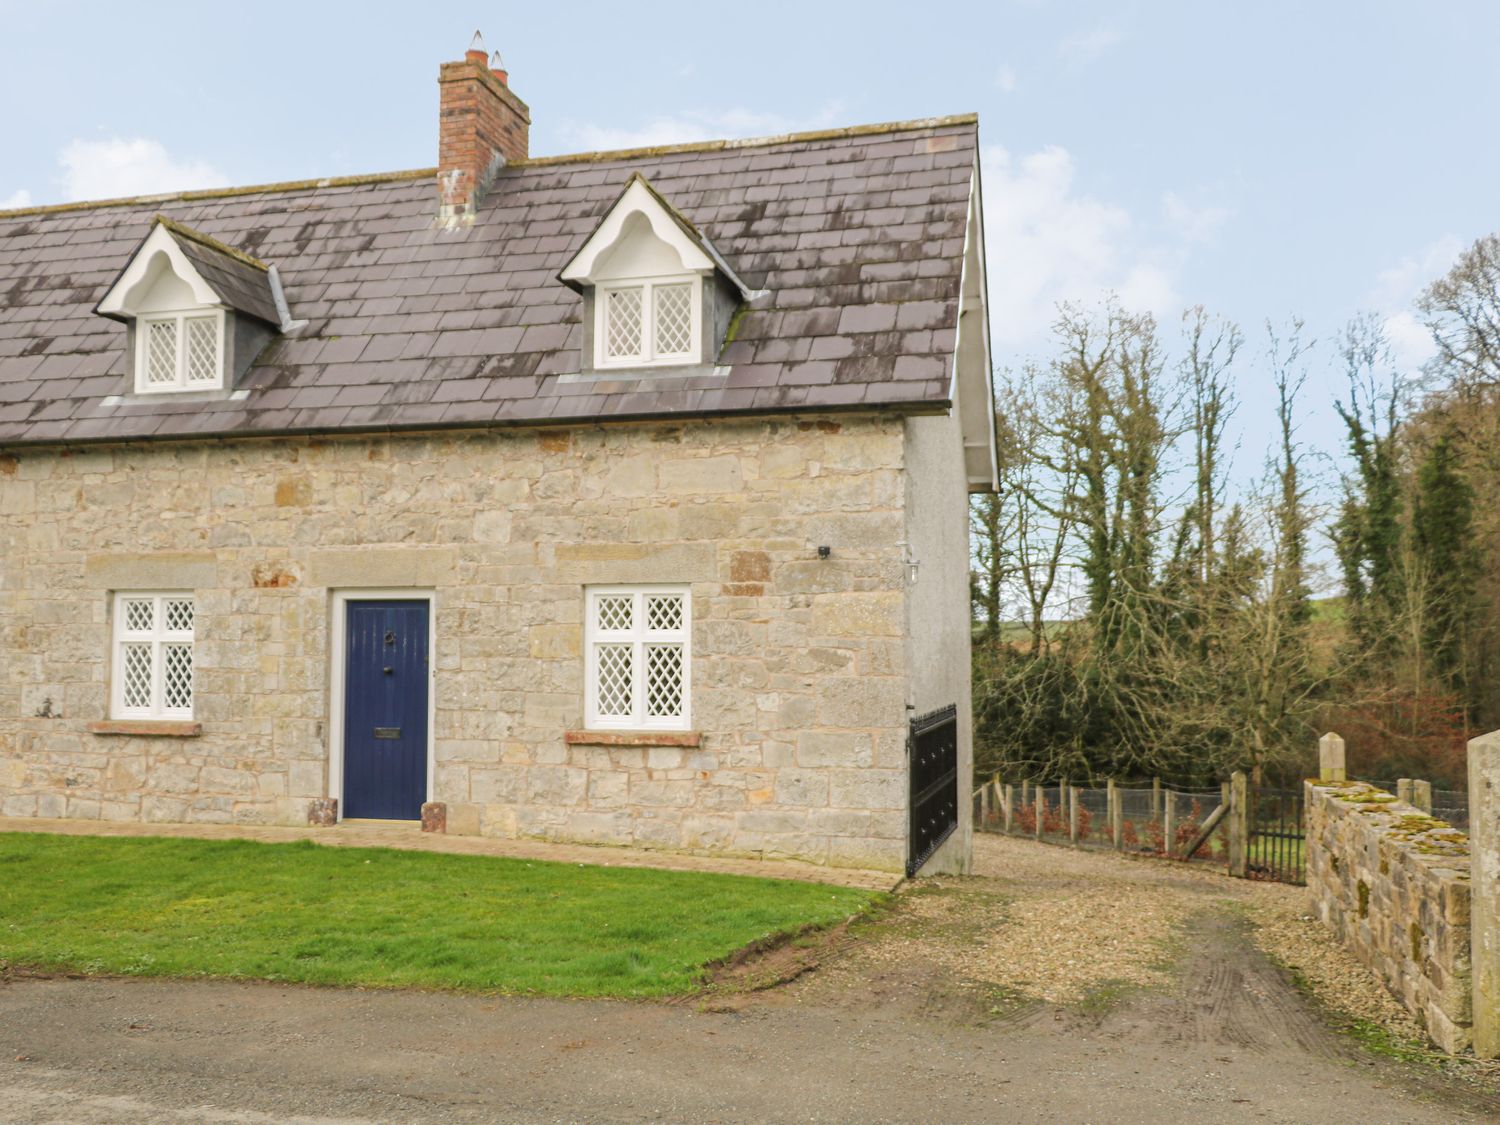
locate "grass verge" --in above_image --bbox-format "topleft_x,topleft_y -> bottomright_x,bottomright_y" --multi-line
0,833 -> 878,999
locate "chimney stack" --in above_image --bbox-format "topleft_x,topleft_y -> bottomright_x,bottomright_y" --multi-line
438,31 -> 530,224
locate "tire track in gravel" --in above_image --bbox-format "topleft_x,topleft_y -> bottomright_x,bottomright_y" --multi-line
1100,907 -> 1344,1059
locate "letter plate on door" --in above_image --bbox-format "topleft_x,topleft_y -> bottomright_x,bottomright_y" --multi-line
373,727 -> 401,740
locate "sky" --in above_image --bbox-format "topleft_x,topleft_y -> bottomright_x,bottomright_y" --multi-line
2,1 -> 1498,489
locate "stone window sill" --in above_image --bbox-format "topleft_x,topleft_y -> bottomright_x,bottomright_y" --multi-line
88,720 -> 202,738
564,729 -> 702,748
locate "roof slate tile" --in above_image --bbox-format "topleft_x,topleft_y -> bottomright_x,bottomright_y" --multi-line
0,118 -> 976,445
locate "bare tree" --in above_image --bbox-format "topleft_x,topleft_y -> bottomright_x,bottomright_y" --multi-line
1419,233 -> 1500,391
1181,307 -> 1242,585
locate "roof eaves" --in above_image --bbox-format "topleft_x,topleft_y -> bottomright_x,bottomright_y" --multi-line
0,396 -> 954,452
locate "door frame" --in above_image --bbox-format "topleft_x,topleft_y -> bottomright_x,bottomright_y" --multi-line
327,588 -> 436,822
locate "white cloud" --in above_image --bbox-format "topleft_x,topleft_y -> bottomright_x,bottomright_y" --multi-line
557,103 -> 846,153
1367,236 -> 1463,373
57,137 -> 228,203
981,144 -> 1228,348
1057,24 -> 1122,65
1383,310 -> 1435,375
995,65 -> 1018,93
1161,191 -> 1231,244
1,189 -> 31,209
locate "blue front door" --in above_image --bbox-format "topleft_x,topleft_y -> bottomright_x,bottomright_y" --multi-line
343,600 -> 429,820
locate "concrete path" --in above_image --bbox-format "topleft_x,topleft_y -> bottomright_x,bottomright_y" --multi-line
0,815 -> 898,891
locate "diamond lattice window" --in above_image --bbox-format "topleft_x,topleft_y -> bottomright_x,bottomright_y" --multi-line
112,592 -> 195,719
596,594 -> 634,632
605,287 -> 643,359
653,284 -> 693,356
162,644 -> 194,711
595,644 -> 634,718
645,644 -> 684,719
123,598 -> 155,632
136,312 -> 223,393
646,593 -> 683,632
586,587 -> 690,729
183,316 -> 220,384
596,279 -> 698,368
144,319 -> 179,385
121,644 -> 154,710
164,598 -> 194,633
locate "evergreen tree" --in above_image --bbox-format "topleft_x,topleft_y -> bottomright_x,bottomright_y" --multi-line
1411,434 -> 1478,693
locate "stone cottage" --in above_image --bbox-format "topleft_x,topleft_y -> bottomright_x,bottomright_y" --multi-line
0,38 -> 996,875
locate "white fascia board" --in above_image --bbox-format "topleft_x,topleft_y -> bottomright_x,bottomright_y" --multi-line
952,159 -> 999,493
96,224 -> 221,318
561,178 -> 716,283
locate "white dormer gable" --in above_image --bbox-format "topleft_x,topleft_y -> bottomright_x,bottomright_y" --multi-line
98,223 -> 224,318
561,177 -> 720,284
98,224 -> 229,395
560,175 -> 752,371
96,218 -> 289,396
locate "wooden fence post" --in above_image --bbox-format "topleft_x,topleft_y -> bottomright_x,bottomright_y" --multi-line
1228,770 -> 1249,878
1397,778 -> 1414,805
1467,729 -> 1500,1058
1021,778 -> 1030,809
1413,779 -> 1433,815
1034,785 -> 1044,840
1003,784 -> 1014,834
1069,786 -> 1080,846
1108,778 -> 1123,851
1152,777 -> 1162,819
979,782 -> 990,828
1163,790 -> 1176,859
1318,731 -> 1346,782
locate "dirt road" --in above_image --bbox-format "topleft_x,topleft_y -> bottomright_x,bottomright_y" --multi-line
1,835 -> 1495,1123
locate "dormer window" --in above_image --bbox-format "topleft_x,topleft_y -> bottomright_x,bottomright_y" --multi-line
138,310 -> 226,392
598,277 -> 699,367
560,174 -> 756,374
95,216 -> 291,396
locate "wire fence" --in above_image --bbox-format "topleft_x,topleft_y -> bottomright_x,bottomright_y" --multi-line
972,753 -> 1467,887
973,780 -> 1232,866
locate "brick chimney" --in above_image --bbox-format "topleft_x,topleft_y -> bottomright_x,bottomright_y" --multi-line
437,32 -> 530,224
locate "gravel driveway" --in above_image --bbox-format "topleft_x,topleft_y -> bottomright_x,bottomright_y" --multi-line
2,834 -> 1496,1123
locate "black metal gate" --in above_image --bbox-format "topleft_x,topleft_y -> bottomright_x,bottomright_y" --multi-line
1248,787 -> 1305,885
907,704 -> 958,876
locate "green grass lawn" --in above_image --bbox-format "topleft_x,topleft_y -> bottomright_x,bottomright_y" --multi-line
0,834 -> 878,998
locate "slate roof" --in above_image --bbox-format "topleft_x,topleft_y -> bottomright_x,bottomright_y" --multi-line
0,115 -> 978,447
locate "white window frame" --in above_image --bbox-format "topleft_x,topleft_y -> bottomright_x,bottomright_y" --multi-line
584,585 -> 692,731
594,276 -> 701,369
110,592 -> 196,720
134,307 -> 227,394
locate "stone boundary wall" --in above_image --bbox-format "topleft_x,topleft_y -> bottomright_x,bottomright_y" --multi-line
1304,779 -> 1473,1052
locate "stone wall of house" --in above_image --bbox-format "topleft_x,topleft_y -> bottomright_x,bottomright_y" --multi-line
0,413 -> 941,871
1305,780 -> 1473,1052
